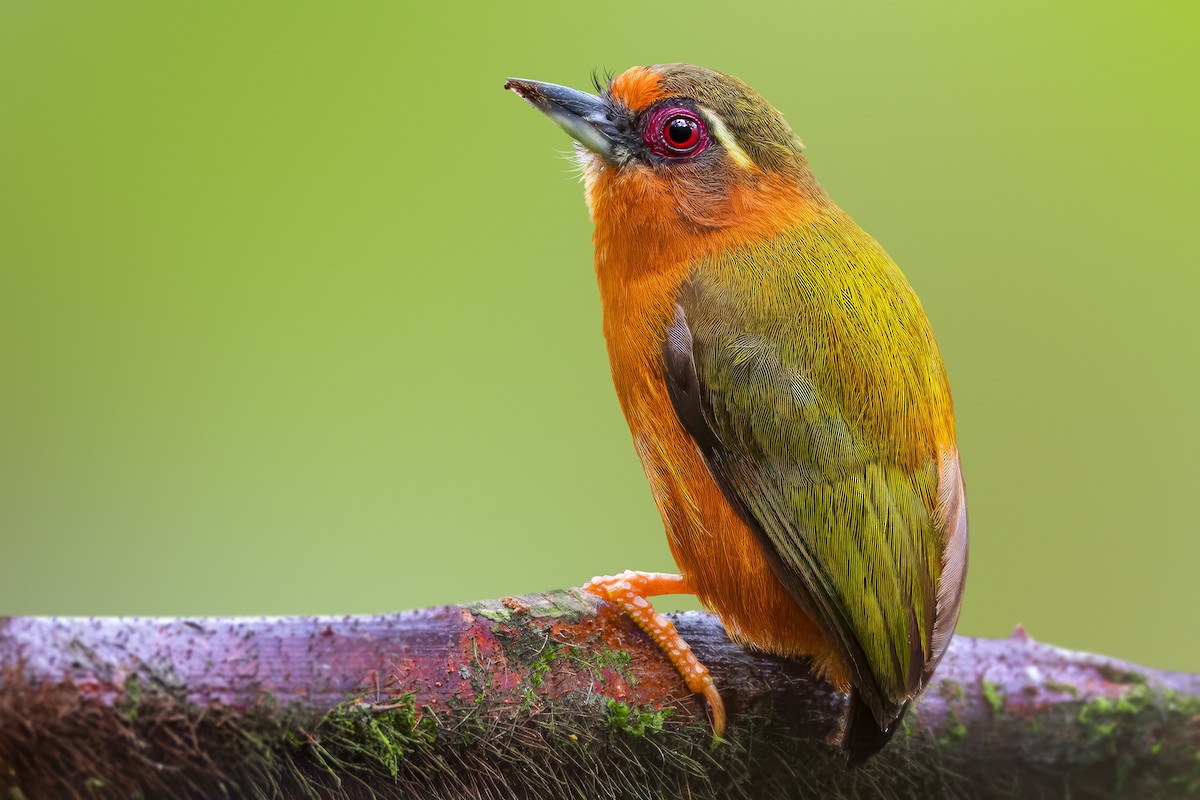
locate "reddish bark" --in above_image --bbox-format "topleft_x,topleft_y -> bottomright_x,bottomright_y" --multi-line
1,590 -> 1197,799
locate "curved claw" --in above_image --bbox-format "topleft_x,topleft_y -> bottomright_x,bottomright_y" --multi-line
703,680 -> 727,740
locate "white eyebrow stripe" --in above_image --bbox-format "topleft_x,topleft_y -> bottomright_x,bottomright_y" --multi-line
699,106 -> 756,170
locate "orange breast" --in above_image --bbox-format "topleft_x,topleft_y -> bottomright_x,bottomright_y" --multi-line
587,164 -> 852,688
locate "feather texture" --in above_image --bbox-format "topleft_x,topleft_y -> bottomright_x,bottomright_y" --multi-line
660,218 -> 964,726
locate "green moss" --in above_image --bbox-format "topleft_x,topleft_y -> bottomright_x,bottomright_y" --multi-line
605,699 -> 674,737
571,648 -> 637,687
119,674 -> 142,721
1097,663 -> 1149,686
518,641 -> 564,711
528,644 -> 560,688
594,648 -> 633,673
1078,697 -> 1117,736
459,636 -> 499,704
981,680 -> 1004,716
937,707 -> 967,745
1152,685 -> 1200,714
1044,680 -> 1078,696
309,694 -> 437,780
467,592 -> 594,626
1076,684 -> 1153,729
1071,683 -> 1160,760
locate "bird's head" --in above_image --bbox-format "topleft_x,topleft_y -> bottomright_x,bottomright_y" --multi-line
506,64 -> 826,235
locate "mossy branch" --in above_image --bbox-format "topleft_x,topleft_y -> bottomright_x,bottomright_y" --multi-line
2,590 -> 1198,799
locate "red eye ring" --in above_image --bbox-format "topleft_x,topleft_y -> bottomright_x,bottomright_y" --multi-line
644,106 -> 710,159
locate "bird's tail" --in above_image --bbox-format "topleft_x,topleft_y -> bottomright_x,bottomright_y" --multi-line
842,689 -> 908,769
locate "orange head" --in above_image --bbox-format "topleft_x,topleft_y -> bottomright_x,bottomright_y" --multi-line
506,64 -> 828,239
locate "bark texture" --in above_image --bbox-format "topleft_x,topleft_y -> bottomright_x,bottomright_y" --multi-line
1,590 -> 1198,799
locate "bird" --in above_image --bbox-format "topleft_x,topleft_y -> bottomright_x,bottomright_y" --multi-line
505,64 -> 968,766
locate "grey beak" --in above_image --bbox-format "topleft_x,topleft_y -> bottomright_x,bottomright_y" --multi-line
505,78 -> 620,159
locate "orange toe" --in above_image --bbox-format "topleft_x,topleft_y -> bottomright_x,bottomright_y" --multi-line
584,570 -> 726,737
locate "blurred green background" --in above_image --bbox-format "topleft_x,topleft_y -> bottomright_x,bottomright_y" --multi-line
1,2 -> 1197,673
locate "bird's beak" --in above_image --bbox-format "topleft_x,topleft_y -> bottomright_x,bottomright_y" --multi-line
505,78 -> 620,161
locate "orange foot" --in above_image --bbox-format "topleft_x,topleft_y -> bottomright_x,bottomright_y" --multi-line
583,570 -> 726,738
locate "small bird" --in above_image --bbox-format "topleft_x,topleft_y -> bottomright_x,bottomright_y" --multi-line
506,64 -> 967,765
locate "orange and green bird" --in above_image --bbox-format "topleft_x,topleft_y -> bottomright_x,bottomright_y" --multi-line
506,64 -> 968,765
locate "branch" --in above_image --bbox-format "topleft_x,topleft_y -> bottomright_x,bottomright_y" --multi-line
1,590 -> 1197,799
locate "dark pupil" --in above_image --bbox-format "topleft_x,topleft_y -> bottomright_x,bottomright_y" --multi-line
667,117 -> 696,146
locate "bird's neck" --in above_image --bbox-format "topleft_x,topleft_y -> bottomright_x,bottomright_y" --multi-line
586,166 -> 830,305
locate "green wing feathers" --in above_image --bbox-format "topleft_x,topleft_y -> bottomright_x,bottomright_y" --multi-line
662,217 -> 967,728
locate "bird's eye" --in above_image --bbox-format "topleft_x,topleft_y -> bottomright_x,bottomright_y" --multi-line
665,116 -> 700,150
644,106 -> 709,159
